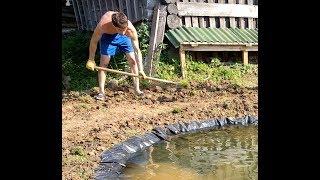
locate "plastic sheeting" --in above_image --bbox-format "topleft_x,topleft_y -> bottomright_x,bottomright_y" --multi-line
94,115 -> 258,179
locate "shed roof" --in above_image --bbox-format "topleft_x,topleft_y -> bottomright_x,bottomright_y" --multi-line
165,26 -> 258,48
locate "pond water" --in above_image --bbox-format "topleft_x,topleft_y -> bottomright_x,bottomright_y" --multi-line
121,125 -> 258,180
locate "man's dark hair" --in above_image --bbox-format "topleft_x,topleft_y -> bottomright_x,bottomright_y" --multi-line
111,12 -> 128,29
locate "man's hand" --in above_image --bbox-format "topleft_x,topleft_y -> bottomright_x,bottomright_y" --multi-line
139,71 -> 147,79
86,59 -> 96,71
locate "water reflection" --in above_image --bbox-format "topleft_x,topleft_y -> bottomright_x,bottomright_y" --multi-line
122,125 -> 258,180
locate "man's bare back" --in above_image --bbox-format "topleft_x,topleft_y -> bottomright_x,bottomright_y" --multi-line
97,11 -> 135,38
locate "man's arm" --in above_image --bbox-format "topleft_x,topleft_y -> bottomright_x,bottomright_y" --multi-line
86,26 -> 102,71
130,27 -> 145,76
89,26 -> 102,60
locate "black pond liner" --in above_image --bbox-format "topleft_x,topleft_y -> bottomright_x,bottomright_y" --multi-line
94,115 -> 258,179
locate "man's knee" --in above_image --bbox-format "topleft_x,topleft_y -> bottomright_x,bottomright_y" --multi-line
127,56 -> 136,66
100,55 -> 110,66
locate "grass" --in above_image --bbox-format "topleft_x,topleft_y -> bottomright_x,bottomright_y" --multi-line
172,107 -> 182,114
155,55 -> 257,88
70,146 -> 86,156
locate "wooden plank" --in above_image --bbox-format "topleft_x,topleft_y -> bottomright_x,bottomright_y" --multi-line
78,0 -> 86,29
239,0 -> 246,28
110,0 -> 115,10
80,0 -> 90,29
252,18 -> 256,29
192,17 -> 199,27
247,0 -> 254,29
242,50 -> 248,64
133,0 -> 138,21
117,0 -> 122,11
203,17 -> 209,28
103,0 -> 108,11
146,3 -> 160,76
182,44 -> 258,51
91,0 -> 98,26
179,46 -> 187,79
71,0 -> 81,29
248,18 -> 254,29
218,0 -> 224,4
135,0 -> 141,20
189,0 -> 198,27
240,18 -> 246,28
111,0 -> 119,11
228,0 -> 236,28
198,0 -> 205,28
183,16 -> 191,27
209,17 -> 216,28
86,0 -> 95,30
125,0 -> 131,20
220,17 -> 226,28
255,18 -> 258,28
218,0 -> 226,28
199,18 -> 206,28
208,0 -> 216,28
229,17 -> 236,28
247,0 -> 254,5
145,3 -> 168,76
98,0 -> 102,19
177,2 -> 258,18
140,0 -> 147,19
182,0 -> 191,27
218,0 -> 226,30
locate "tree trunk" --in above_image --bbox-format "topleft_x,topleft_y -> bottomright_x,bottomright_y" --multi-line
167,14 -> 181,29
167,3 -> 178,15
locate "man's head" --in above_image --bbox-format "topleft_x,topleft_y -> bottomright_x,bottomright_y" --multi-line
112,12 -> 128,32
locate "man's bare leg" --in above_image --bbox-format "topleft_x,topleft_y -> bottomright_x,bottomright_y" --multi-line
96,55 -> 110,100
126,52 -> 143,95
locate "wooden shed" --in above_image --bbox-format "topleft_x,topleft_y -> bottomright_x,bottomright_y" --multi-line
162,0 -> 258,78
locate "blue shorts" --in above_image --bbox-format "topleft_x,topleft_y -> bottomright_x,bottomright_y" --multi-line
99,33 -> 134,56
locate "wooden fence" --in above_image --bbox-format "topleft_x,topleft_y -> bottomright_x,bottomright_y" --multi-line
166,0 -> 258,29
63,0 -> 77,28
71,0 -> 148,30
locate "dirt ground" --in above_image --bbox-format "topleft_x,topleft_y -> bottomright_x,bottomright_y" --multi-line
62,80 -> 258,179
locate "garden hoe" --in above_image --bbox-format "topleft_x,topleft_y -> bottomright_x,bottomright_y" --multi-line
94,66 -> 178,85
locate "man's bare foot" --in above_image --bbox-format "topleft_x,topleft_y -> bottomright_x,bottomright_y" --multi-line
135,90 -> 144,96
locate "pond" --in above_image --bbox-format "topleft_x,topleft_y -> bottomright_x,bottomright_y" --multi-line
121,125 -> 258,180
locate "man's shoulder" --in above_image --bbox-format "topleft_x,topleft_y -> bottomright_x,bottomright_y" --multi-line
127,21 -> 136,31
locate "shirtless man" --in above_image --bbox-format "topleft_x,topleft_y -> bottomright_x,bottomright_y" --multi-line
86,11 -> 147,101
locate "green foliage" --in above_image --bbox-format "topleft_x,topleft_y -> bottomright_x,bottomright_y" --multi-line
62,31 -> 92,62
172,107 -> 182,114
156,54 -> 257,87
140,79 -> 151,89
135,21 -> 150,57
178,79 -> 190,88
62,31 -> 98,91
70,146 -> 86,157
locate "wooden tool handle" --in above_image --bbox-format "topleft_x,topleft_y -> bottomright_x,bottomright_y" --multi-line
94,66 -> 178,84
